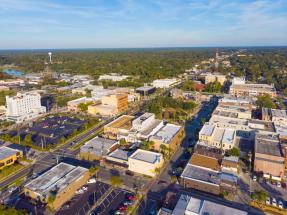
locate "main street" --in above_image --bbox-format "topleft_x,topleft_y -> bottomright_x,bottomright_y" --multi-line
136,97 -> 219,215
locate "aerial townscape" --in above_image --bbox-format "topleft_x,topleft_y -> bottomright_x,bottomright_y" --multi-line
0,1 -> 287,215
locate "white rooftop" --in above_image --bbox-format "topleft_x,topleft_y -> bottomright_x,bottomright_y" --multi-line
200,123 -> 215,136
25,163 -> 88,196
151,123 -> 181,144
129,149 -> 162,164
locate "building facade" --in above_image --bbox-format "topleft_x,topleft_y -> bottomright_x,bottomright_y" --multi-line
6,92 -> 46,123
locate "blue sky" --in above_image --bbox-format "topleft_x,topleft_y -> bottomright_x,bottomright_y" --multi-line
0,0 -> 287,49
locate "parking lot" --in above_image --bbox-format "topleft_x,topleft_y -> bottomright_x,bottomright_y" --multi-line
9,115 -> 85,148
57,181 -> 135,215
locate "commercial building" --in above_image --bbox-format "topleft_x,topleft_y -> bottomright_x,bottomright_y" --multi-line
229,83 -> 276,98
180,144 -> 237,195
105,148 -> 131,167
80,137 -> 119,161
204,73 -> 226,85
199,124 -> 236,151
0,79 -> 25,87
262,108 -> 287,126
0,146 -> 23,170
98,73 -> 129,82
215,103 -> 252,120
90,93 -> 128,116
67,97 -> 95,112
136,86 -> 156,96
71,85 -> 102,95
152,78 -> 179,88
128,149 -> 164,177
171,194 -> 247,215
150,124 -> 183,151
221,156 -> 239,176
254,133 -> 285,179
91,87 -> 114,101
24,162 -> 90,210
104,115 -> 135,139
6,91 -> 46,123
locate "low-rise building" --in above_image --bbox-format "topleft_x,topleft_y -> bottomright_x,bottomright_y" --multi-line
0,146 -> 23,170
136,86 -> 156,96
0,79 -> 25,87
221,156 -> 239,176
171,194 -> 247,215
152,78 -> 179,89
98,73 -> 129,82
80,137 -> 119,161
6,91 -> 46,123
67,97 -> 95,112
150,124 -> 183,151
91,93 -> 128,116
128,149 -> 164,177
104,115 -> 135,139
199,124 -> 236,150
105,148 -> 131,167
229,83 -> 276,98
0,86 -> 9,91
204,73 -> 226,85
24,163 -> 90,210
254,133 -> 285,179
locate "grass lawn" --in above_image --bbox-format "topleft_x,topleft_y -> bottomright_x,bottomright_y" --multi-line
0,163 -> 25,181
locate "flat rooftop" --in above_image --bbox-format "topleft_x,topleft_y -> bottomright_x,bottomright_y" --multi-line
25,162 -> 88,195
80,137 -> 118,157
213,110 -> 238,119
139,119 -> 162,136
181,164 -> 221,186
255,133 -> 282,157
133,113 -> 154,125
248,119 -> 275,132
271,109 -> 287,119
151,124 -> 181,144
107,148 -> 130,161
195,143 -> 224,159
200,124 -> 214,137
0,146 -> 21,161
136,86 -> 155,91
130,149 -> 162,164
173,195 -> 247,215
231,83 -> 276,92
105,115 -> 134,130
210,115 -> 248,126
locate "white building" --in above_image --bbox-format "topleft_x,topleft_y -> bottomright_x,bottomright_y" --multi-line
128,149 -> 164,177
152,78 -> 179,88
232,77 -> 245,85
98,73 -> 129,82
6,92 -> 46,123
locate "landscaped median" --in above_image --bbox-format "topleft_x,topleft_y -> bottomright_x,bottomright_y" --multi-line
0,164 -> 31,190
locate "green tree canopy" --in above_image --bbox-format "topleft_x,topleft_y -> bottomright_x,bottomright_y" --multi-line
256,94 -> 276,109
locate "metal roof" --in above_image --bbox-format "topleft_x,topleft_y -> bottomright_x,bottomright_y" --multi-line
0,146 -> 21,161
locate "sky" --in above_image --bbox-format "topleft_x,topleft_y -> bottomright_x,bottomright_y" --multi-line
0,0 -> 287,49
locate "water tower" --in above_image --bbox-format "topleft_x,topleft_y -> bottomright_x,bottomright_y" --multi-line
48,52 -> 52,64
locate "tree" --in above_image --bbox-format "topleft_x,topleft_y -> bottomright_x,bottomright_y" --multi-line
89,166 -> 100,177
47,195 -> 56,204
227,147 -> 240,157
119,138 -> 127,146
203,81 -> 222,93
110,176 -> 123,187
251,190 -> 268,203
256,94 -> 276,109
154,167 -> 161,176
181,80 -> 195,91
0,205 -> 27,215
23,134 -> 33,145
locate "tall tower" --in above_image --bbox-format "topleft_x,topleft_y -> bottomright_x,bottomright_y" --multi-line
214,48 -> 219,73
48,52 -> 52,64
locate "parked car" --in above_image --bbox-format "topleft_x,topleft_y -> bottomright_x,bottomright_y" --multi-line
281,183 -> 286,189
119,205 -> 128,211
8,186 -> 17,193
75,189 -> 84,195
278,200 -> 284,209
272,198 -> 277,207
114,210 -> 125,215
87,178 -> 96,184
82,186 -> 88,191
123,201 -> 133,206
252,175 -> 257,181
266,197 -> 270,205
276,182 -> 281,188
126,194 -> 136,201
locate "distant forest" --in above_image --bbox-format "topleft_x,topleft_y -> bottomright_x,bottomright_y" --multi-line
0,47 -> 286,91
